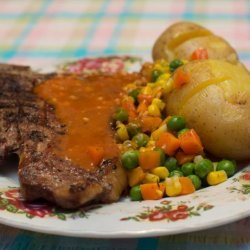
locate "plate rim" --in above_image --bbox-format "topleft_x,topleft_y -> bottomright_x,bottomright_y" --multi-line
0,57 -> 249,238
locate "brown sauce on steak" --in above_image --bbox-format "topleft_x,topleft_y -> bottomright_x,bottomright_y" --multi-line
34,74 -> 136,170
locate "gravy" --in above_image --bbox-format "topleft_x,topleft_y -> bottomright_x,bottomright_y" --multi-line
35,74 -> 137,169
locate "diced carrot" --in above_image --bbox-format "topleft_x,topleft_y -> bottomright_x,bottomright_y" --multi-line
140,183 -> 165,200
87,146 -> 104,166
179,177 -> 195,195
173,68 -> 190,88
122,97 -> 137,120
127,167 -> 146,187
179,129 -> 203,155
140,116 -> 162,132
156,132 -> 180,156
191,48 -> 209,60
139,150 -> 161,170
175,150 -> 195,165
137,94 -> 153,105
137,100 -> 148,113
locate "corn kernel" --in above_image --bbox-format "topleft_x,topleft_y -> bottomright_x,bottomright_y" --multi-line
123,83 -> 136,92
207,170 -> 228,185
146,140 -> 156,148
139,147 -> 147,153
160,59 -> 169,68
151,124 -> 167,140
148,104 -> 161,117
165,176 -> 182,197
147,83 -> 155,88
122,140 -> 134,151
139,147 -> 153,153
213,162 -> 218,171
152,98 -> 165,110
141,86 -> 153,95
157,73 -> 170,82
162,78 -> 174,95
151,167 -> 169,179
153,63 -> 163,71
116,123 -> 129,141
156,189 -> 163,197
143,173 -> 160,183
156,79 -> 166,86
153,61 -> 169,73
194,155 -> 204,164
154,62 -> 161,68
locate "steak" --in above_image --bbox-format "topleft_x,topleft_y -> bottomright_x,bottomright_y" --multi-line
0,64 -> 128,209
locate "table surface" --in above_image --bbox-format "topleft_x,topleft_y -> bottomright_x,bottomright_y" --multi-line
0,0 -> 249,249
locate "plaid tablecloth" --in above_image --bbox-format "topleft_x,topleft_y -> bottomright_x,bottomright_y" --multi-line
0,0 -> 249,249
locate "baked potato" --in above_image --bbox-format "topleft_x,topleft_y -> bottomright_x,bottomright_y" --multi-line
165,59 -> 250,160
152,22 -> 238,64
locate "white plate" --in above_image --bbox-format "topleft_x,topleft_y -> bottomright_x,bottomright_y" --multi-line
0,57 -> 249,238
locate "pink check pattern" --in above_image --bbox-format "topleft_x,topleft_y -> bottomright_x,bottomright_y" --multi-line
0,0 -> 249,69
0,0 -> 249,249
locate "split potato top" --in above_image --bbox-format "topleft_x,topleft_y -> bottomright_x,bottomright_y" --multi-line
166,60 -> 250,160
152,22 -> 239,64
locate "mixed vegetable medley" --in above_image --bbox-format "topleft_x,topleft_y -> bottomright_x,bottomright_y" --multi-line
113,59 -> 236,201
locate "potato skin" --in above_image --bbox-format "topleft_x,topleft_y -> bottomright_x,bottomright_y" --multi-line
166,60 -> 250,160
152,22 -> 238,64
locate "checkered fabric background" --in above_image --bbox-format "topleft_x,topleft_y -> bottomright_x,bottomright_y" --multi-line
0,0 -> 249,68
0,0 -> 250,249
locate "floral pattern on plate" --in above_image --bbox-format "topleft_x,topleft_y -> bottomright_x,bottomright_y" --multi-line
0,188 -> 100,220
0,57 -> 249,237
227,168 -> 250,195
57,56 -> 142,75
121,201 -> 214,222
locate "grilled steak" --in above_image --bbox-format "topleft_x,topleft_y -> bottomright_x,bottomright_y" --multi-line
0,63 -> 131,209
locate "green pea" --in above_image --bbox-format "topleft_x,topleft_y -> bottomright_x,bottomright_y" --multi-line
121,150 -> 139,169
164,157 -> 178,172
113,108 -> 128,122
151,69 -> 163,82
181,162 -> 195,176
217,160 -> 236,177
177,128 -> 190,138
167,116 -> 186,132
154,148 -> 166,165
194,159 -> 213,178
127,123 -> 141,138
188,175 -> 202,190
128,89 -> 140,103
169,59 -> 184,72
129,185 -> 142,201
169,170 -> 184,177
132,133 -> 149,148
